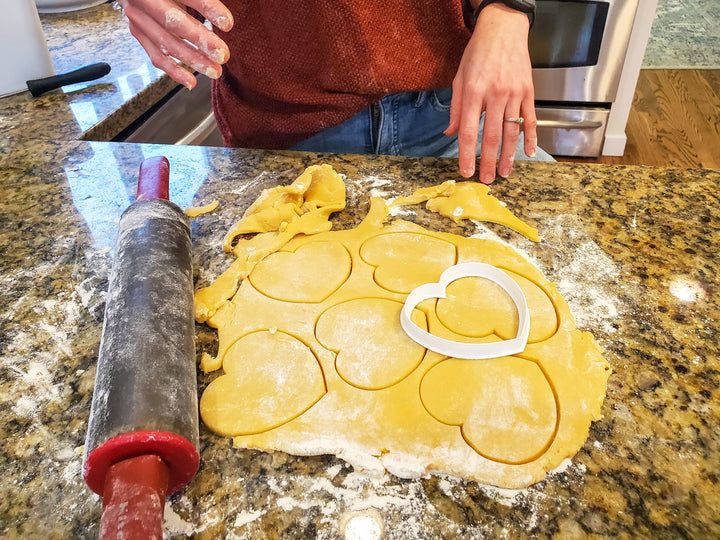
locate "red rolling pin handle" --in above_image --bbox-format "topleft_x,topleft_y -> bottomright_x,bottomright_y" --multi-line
136,156 -> 170,201
83,157 -> 199,539
99,455 -> 169,539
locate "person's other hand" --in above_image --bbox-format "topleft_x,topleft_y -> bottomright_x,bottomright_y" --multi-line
117,0 -> 233,89
445,3 -> 537,184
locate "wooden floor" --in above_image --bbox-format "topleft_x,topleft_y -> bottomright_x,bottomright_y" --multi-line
557,69 -> 720,169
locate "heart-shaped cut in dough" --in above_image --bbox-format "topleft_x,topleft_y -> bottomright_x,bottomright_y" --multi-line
200,330 -> 326,436
359,232 -> 456,293
436,270 -> 558,344
315,298 -> 427,390
420,356 -> 558,464
249,241 -> 351,303
401,263 -> 530,359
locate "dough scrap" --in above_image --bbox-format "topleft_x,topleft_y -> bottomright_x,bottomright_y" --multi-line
195,166 -> 610,488
185,199 -> 219,218
390,180 -> 540,241
194,164 -> 346,325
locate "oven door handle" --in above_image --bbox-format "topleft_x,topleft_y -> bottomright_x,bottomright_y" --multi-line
536,119 -> 604,129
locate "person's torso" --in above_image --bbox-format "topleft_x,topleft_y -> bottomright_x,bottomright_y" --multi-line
214,0 -> 472,148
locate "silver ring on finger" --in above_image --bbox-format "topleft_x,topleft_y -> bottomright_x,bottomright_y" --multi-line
503,117 -> 524,124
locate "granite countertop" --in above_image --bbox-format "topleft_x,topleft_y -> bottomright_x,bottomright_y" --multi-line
1,4 -> 719,540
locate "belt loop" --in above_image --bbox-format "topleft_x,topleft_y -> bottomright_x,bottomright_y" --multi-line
413,91 -> 427,108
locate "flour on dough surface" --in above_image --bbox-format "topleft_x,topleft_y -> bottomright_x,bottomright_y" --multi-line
194,165 -> 610,489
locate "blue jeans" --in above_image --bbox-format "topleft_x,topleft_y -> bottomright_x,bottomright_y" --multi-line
291,88 -> 554,162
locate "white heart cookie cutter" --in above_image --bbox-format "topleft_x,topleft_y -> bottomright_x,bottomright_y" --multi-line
400,262 -> 530,359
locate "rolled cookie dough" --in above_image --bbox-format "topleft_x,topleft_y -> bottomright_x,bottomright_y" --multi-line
195,165 -> 610,489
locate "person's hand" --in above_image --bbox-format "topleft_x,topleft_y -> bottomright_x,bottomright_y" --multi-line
117,0 -> 234,90
445,3 -> 537,184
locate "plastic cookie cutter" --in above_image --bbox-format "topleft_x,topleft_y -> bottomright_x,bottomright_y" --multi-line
400,262 -> 530,359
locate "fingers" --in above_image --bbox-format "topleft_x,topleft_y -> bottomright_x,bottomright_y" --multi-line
478,101 -> 504,184
451,84 -> 532,183
121,0 -> 232,88
456,87 -> 483,179
184,0 -> 233,32
445,79 -> 462,137
128,0 -> 230,64
128,20 -> 197,88
452,86 -> 536,184
450,77 -> 501,182
521,94 -> 538,158
497,100 -> 523,179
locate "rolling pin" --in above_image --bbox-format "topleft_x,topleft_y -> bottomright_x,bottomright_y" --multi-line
83,156 -> 199,538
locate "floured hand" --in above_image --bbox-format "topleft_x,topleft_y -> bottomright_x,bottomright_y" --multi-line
117,0 -> 233,89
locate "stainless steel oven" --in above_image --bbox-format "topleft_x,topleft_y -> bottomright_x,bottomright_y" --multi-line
530,0 -> 640,156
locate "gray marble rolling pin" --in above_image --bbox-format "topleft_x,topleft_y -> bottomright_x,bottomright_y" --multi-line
82,156 -> 199,538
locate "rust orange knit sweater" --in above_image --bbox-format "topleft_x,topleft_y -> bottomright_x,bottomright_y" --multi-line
212,0 -> 474,149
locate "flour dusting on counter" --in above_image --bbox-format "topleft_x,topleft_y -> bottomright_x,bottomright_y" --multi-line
542,214 -> 625,336
343,173 -> 395,208
469,214 -> 625,337
163,455 -> 589,538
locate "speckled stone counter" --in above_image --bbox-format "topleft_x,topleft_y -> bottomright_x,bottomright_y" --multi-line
2,142 -> 719,538
1,4 -> 719,540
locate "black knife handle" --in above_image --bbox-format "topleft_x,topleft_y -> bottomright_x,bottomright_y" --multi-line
26,62 -> 111,97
